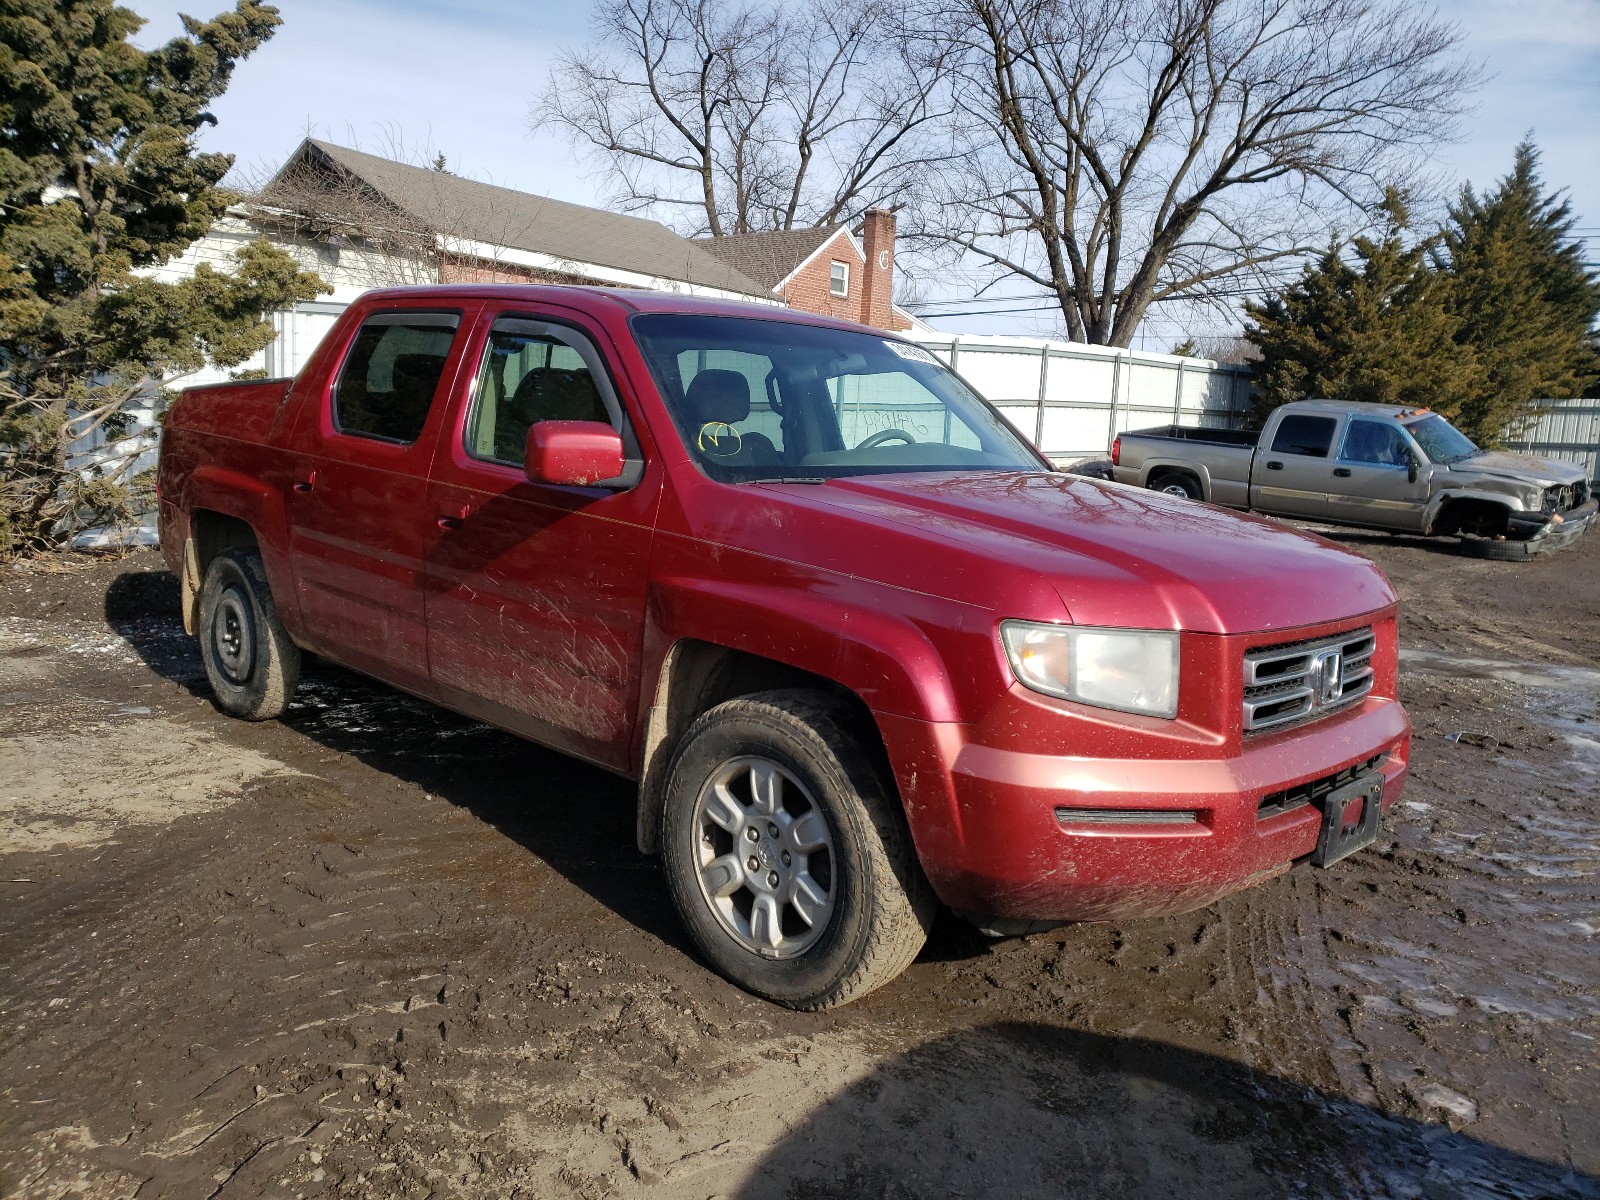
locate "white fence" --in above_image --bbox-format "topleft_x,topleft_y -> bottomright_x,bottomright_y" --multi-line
66,305 -> 1598,548
910,333 -> 1252,461
1505,399 -> 1600,482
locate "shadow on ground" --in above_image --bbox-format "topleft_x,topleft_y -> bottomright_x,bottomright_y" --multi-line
1295,524 -> 1530,563
101,568 -> 1005,968
102,568 -> 689,951
738,1022 -> 1598,1200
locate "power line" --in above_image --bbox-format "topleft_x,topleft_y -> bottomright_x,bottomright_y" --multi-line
903,292 -> 1056,310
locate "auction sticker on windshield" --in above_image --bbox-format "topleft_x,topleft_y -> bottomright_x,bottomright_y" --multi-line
884,340 -> 940,365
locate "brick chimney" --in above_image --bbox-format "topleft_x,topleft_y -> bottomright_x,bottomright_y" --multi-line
860,207 -> 897,330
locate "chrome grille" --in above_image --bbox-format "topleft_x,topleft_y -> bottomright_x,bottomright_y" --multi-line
1242,627 -> 1375,734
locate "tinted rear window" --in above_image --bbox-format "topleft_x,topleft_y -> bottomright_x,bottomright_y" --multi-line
332,312 -> 461,444
1270,415 -> 1337,457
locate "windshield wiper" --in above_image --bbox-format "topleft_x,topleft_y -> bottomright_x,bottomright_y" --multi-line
754,476 -> 830,485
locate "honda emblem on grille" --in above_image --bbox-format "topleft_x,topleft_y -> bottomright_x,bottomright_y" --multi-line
1311,648 -> 1344,706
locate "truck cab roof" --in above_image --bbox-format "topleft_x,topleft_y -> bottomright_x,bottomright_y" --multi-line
1288,399 -> 1433,422
338,283 -> 883,336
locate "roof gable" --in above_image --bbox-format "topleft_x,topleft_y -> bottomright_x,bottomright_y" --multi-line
693,225 -> 859,292
265,139 -> 768,297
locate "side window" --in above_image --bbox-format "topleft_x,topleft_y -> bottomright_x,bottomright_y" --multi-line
332,312 -> 461,444
464,317 -> 618,465
1270,414 -> 1338,458
1340,419 -> 1409,467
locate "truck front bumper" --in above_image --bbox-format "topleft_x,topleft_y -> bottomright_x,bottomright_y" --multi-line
1507,497 -> 1597,552
881,698 -> 1410,924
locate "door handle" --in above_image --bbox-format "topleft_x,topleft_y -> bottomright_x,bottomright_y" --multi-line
1333,467 -> 1352,477
1265,460 -> 1283,470
435,501 -> 472,530
292,470 -> 317,493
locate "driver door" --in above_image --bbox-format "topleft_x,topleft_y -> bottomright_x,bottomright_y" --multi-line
1325,418 -> 1429,531
423,307 -> 660,771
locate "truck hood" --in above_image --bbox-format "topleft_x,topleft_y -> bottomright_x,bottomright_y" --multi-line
1444,450 -> 1587,488
777,472 -> 1395,634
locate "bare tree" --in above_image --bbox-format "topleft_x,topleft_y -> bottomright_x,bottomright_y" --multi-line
916,0 -> 1479,345
534,0 -> 953,236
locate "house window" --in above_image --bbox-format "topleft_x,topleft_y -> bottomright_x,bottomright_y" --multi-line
829,260 -> 849,297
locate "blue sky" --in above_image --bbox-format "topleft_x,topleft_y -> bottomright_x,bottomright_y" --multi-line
135,0 -> 1599,340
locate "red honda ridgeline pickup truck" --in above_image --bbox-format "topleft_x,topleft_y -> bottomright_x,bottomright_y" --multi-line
157,285 -> 1410,1009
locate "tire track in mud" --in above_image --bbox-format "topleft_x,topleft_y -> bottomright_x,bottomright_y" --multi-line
2,774 -> 488,1198
5,547 -> 1600,1198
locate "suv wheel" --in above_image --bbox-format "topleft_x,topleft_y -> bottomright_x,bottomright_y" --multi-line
661,690 -> 935,1009
198,547 -> 301,720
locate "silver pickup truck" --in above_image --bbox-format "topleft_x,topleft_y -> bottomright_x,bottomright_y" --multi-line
1111,400 -> 1596,557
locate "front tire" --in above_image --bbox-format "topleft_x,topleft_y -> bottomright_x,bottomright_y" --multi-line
661,690 -> 935,1009
1458,534 -> 1537,561
198,547 -> 301,720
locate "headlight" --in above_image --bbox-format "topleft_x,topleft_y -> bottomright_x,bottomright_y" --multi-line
1000,622 -> 1179,718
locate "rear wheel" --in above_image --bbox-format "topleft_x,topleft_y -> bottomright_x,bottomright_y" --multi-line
198,547 -> 301,720
660,690 -> 935,1009
1150,472 -> 1202,500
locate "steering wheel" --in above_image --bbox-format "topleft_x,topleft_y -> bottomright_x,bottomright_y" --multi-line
855,428 -> 916,450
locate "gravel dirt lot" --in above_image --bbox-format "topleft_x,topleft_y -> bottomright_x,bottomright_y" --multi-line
2,527 -> 1597,1199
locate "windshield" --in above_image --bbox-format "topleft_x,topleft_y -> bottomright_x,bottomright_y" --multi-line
629,314 -> 1044,482
1404,413 -> 1479,463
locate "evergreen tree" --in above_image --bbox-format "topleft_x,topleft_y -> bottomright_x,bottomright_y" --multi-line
1434,141 -> 1600,439
0,0 -> 326,556
1244,191 -> 1486,427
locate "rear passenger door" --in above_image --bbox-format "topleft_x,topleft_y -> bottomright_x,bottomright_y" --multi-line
423,308 -> 660,771
1251,413 -> 1339,520
285,306 -> 475,694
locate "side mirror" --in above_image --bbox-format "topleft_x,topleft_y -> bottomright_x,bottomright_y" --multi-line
524,421 -> 625,487
1407,453 -> 1420,483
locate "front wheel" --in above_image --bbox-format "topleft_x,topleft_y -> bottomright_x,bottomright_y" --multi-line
198,547 -> 301,720
660,691 -> 935,1009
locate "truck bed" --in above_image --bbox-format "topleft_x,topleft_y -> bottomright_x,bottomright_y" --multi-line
1120,424 -> 1259,447
1111,424 -> 1260,508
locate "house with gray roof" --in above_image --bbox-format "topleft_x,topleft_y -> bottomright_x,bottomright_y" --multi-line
249,139 -> 770,300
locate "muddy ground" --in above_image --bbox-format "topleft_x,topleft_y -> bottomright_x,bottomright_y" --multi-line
2,527 -> 1596,1199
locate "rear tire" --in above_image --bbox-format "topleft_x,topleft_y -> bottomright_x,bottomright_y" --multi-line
1150,472 -> 1202,500
198,547 -> 301,720
660,690 -> 935,1010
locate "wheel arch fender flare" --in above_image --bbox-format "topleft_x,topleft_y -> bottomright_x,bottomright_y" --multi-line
183,465 -> 298,632
1424,489 -> 1519,533
1142,459 -> 1210,497
633,577 -> 964,854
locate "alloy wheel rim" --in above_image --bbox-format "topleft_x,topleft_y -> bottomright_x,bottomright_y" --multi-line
691,755 -> 835,959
